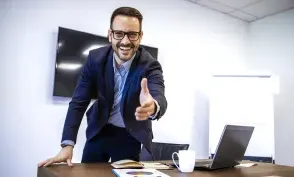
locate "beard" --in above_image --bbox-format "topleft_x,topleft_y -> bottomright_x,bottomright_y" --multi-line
113,41 -> 137,62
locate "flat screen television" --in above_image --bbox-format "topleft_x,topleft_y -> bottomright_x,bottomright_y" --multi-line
53,27 -> 159,98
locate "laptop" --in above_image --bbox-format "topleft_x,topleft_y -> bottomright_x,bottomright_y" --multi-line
170,124 -> 254,170
193,124 -> 255,170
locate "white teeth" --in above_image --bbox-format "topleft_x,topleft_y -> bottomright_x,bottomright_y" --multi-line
120,47 -> 131,51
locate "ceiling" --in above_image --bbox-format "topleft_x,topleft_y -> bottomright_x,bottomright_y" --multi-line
186,0 -> 294,22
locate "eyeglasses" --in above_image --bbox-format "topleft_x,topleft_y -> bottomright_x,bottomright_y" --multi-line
111,29 -> 141,41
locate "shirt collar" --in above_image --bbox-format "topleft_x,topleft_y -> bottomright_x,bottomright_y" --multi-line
113,52 -> 136,73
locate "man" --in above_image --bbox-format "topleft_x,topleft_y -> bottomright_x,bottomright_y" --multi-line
38,6 -> 167,167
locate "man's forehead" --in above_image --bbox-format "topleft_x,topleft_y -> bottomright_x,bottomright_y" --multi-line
112,15 -> 140,31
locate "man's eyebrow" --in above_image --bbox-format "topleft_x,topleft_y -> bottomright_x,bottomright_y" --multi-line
112,29 -> 140,32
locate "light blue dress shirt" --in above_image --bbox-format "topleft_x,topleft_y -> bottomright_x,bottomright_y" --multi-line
107,53 -> 135,127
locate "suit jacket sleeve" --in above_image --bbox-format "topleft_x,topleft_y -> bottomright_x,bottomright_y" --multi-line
61,51 -> 95,144
147,61 -> 167,120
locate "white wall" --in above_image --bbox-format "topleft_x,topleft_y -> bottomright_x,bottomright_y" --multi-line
209,76 -> 275,158
0,0 -> 248,177
246,9 -> 294,166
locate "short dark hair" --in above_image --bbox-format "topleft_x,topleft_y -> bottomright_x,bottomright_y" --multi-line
110,7 -> 143,31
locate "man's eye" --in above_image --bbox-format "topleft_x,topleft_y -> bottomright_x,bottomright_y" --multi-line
115,32 -> 124,37
129,33 -> 137,37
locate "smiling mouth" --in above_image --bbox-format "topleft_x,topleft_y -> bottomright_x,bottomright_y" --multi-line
119,46 -> 131,51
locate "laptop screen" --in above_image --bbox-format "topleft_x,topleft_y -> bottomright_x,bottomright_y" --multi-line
211,125 -> 254,169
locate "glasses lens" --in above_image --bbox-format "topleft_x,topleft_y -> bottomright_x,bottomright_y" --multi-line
128,32 -> 139,41
114,31 -> 125,40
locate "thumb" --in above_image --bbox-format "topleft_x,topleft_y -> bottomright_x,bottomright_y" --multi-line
67,159 -> 73,167
141,78 -> 149,94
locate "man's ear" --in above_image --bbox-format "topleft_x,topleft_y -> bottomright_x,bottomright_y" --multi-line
108,29 -> 112,43
138,31 -> 143,43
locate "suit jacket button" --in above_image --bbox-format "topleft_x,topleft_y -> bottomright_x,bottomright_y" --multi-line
129,128 -> 132,132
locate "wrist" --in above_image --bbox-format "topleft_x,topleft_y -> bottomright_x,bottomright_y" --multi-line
149,99 -> 160,120
61,140 -> 75,148
63,145 -> 74,150
61,144 -> 74,148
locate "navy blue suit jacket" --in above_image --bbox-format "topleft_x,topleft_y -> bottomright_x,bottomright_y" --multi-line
61,45 -> 167,153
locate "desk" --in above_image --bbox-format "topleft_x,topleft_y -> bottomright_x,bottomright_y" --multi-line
38,162 -> 294,177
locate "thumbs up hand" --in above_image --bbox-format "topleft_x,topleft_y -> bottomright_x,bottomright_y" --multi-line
135,78 -> 156,121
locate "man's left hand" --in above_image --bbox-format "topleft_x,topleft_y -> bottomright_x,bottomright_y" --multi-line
135,78 -> 155,121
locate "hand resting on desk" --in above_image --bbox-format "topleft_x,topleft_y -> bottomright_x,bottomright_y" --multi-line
38,146 -> 73,167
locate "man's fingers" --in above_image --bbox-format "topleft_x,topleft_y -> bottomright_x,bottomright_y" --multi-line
136,116 -> 148,121
38,159 -> 50,167
67,159 -> 73,167
135,104 -> 154,121
141,100 -> 153,108
135,112 -> 148,118
136,106 -> 153,113
43,158 -> 55,167
135,111 -> 149,121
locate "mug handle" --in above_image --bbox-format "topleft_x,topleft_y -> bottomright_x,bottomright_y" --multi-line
172,152 -> 180,171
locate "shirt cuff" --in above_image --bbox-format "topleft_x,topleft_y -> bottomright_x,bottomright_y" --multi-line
148,99 -> 160,120
61,140 -> 75,147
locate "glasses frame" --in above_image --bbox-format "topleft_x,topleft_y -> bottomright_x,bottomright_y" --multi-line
110,29 -> 141,41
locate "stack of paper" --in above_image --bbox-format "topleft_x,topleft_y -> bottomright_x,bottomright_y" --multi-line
111,160 -> 172,170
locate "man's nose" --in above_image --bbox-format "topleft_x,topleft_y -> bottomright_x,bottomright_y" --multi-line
120,34 -> 131,44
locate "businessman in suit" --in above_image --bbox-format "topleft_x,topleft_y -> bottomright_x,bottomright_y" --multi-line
38,6 -> 167,166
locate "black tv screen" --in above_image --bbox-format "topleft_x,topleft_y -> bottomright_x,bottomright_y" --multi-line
53,27 -> 158,98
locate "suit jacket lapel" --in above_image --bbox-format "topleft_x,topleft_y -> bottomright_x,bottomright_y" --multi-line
105,51 -> 114,112
120,50 -> 141,116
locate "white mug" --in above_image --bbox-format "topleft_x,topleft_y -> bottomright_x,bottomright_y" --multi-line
172,150 -> 196,173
